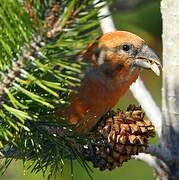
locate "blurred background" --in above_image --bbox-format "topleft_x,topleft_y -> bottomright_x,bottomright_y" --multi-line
2,0 -> 162,179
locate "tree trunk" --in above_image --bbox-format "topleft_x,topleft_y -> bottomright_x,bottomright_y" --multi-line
158,0 -> 179,179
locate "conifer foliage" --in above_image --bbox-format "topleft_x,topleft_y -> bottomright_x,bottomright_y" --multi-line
0,0 -> 104,178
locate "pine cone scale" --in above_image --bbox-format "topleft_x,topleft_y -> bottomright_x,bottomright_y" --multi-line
83,105 -> 155,171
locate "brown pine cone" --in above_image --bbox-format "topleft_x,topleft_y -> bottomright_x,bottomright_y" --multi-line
83,105 -> 155,171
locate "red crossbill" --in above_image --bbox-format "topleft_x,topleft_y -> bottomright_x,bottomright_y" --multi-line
57,31 -> 161,134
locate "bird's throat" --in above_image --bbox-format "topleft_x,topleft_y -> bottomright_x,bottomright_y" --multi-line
106,67 -> 140,106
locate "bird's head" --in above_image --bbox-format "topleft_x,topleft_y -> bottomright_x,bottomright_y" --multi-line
84,31 -> 161,79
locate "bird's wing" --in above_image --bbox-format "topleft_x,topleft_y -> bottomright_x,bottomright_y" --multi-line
75,105 -> 110,134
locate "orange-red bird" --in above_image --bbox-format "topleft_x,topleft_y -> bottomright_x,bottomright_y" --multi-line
59,31 -> 161,134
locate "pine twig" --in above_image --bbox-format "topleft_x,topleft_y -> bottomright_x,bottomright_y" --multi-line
133,153 -> 170,179
144,145 -> 171,164
47,0 -> 76,38
24,0 -> 37,23
0,36 -> 45,103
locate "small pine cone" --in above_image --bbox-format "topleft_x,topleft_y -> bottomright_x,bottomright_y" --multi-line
84,105 -> 155,171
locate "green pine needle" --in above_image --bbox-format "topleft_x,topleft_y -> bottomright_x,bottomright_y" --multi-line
0,0 -> 106,178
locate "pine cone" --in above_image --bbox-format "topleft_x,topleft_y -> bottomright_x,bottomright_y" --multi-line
82,105 -> 155,171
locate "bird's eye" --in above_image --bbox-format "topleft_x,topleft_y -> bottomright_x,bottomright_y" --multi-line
122,44 -> 130,51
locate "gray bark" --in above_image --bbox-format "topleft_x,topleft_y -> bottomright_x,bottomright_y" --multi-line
157,0 -> 179,179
